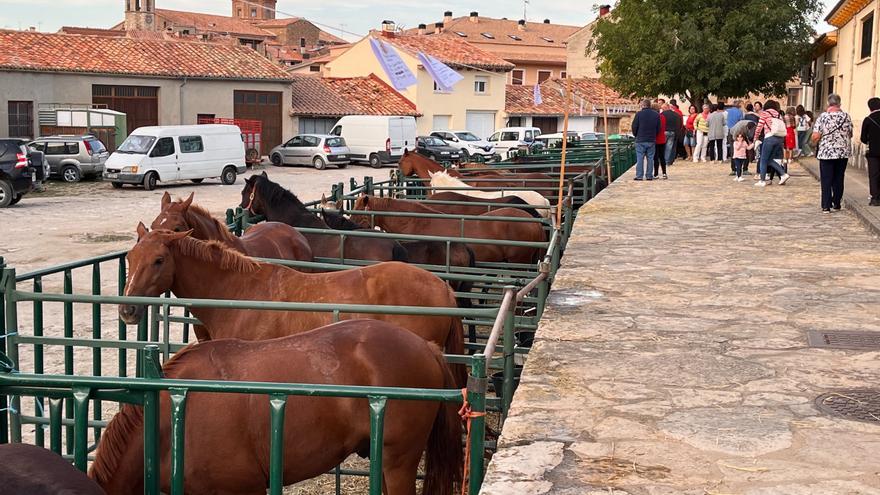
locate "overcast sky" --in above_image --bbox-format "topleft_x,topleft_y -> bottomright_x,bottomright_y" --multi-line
0,0 -> 841,40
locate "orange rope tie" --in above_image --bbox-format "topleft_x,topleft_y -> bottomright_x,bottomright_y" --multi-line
459,388 -> 486,495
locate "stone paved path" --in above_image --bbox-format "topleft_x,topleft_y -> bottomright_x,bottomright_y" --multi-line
480,162 -> 880,495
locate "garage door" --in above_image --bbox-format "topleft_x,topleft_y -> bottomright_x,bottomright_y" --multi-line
93,85 -> 158,133
465,111 -> 496,140
234,90 -> 282,156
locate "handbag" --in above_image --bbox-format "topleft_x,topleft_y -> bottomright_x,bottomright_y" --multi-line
769,117 -> 787,137
865,114 -> 880,155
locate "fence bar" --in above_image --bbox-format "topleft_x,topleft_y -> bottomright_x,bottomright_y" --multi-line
268,394 -> 287,495
141,346 -> 162,495
467,355 -> 487,495
49,397 -> 63,454
72,387 -> 90,471
63,269 -> 74,453
118,257 -> 127,378
169,388 -> 188,495
91,263 -> 102,444
367,396 -> 387,495
32,276 -> 45,446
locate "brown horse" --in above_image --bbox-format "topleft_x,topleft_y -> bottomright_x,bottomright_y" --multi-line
351,196 -> 545,264
118,226 -> 465,374
0,444 -> 105,495
151,192 -> 313,262
90,320 -> 462,495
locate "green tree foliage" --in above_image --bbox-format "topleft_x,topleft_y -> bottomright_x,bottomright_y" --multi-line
588,0 -> 822,104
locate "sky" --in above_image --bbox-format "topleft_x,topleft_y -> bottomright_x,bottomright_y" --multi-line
0,0 -> 843,39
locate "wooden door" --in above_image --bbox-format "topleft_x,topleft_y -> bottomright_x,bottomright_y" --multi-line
234,90 -> 282,156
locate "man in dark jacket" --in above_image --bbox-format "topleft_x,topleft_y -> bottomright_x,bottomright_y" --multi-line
632,99 -> 661,180
860,97 -> 880,206
661,103 -> 682,165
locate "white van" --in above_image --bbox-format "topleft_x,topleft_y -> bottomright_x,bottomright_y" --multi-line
487,127 -> 543,158
104,124 -> 247,190
329,116 -> 416,168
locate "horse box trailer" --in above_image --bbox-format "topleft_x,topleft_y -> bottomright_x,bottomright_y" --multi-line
104,124 -> 247,190
329,116 -> 416,168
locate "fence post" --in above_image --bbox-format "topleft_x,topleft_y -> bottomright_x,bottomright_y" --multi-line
501,287 -> 517,418
169,389 -> 188,495
72,387 -> 91,471
367,396 -> 387,495
3,267 -> 21,443
268,394 -> 287,495
141,345 -> 163,495
467,355 -> 487,495
0,264 -> 9,444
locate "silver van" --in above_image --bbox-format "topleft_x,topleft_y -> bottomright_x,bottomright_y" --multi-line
28,135 -> 109,182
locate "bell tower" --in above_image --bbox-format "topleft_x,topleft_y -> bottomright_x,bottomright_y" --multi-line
124,0 -> 156,31
233,0 -> 276,21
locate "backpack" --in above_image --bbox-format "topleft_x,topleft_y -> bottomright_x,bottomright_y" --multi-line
769,116 -> 787,137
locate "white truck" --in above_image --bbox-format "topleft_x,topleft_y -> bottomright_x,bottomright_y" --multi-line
329,116 -> 417,168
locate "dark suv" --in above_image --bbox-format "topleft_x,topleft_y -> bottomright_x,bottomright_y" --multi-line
0,139 -> 35,207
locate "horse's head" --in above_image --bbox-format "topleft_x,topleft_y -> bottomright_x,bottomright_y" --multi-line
240,171 -> 268,214
318,193 -> 343,212
399,149 -> 415,176
150,192 -> 194,232
350,194 -> 375,229
119,223 -> 192,324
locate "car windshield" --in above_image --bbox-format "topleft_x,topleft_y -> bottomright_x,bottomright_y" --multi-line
455,132 -> 480,141
326,137 -> 346,147
117,135 -> 156,154
424,137 -> 444,146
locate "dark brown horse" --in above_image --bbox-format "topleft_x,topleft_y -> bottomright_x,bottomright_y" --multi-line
351,196 -> 545,264
90,320 -> 462,495
0,444 -> 105,495
118,227 -> 465,372
151,192 -> 313,262
239,173 -> 408,263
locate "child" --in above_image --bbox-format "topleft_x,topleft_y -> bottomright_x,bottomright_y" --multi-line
783,106 -> 797,167
731,131 -> 753,181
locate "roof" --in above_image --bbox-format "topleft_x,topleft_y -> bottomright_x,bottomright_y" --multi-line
405,15 -> 579,48
505,78 -> 638,116
154,9 -> 273,38
813,32 -> 838,57
255,17 -> 348,45
376,32 -> 514,71
290,74 -> 420,117
825,0 -> 872,27
58,26 -> 125,37
0,29 -> 292,81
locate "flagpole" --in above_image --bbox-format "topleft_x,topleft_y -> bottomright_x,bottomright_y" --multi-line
556,76 -> 571,229
603,87 -> 612,182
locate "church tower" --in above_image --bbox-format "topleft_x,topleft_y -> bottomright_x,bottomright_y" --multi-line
124,0 -> 156,31
232,0 -> 276,21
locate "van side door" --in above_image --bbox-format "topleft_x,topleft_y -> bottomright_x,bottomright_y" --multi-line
177,135 -> 205,179
149,137 -> 179,181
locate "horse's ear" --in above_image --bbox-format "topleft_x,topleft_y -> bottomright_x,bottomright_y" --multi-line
321,193 -> 327,203
261,171 -> 268,178
181,192 -> 194,209
335,199 -> 343,210
136,222 -> 149,240
160,191 -> 171,208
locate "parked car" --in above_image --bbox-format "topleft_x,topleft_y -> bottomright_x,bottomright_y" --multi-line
28,135 -> 108,183
486,127 -> 542,158
579,132 -> 605,141
415,136 -> 462,162
535,131 -> 581,149
429,130 -> 496,159
329,116 -> 416,168
269,135 -> 350,169
104,124 -> 246,190
0,139 -> 35,207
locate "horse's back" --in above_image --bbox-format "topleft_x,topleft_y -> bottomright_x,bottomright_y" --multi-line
242,221 -> 313,261
0,444 -> 105,495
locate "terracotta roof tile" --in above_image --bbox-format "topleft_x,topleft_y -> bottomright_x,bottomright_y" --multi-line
290,74 -> 419,117
0,29 -> 292,81
405,16 -> 579,48
155,9 -> 273,38
506,78 -> 639,116
255,17 -> 347,45
58,26 -> 125,37
375,32 -> 514,71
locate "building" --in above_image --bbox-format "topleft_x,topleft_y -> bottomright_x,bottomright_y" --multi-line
505,77 -> 638,134
0,29 -> 293,154
289,74 -> 421,134
326,26 -> 514,136
565,5 -> 611,79
405,11 -> 579,86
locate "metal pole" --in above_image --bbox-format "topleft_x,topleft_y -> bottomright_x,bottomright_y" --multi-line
603,87 -> 612,181
141,345 -> 162,495
169,389 -> 188,495
367,396 -> 387,495
467,355 -> 487,495
268,394 -> 287,495
555,76 -> 572,228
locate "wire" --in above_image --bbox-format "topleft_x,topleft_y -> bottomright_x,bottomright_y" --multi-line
235,0 -> 365,39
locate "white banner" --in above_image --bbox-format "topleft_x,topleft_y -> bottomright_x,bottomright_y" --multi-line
533,84 -> 543,106
369,37 -> 417,91
417,52 -> 463,93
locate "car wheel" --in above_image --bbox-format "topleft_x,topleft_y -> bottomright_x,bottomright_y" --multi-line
190,178 -> 204,184
111,182 -> 123,189
144,172 -> 158,191
221,166 -> 237,185
271,153 -> 283,167
61,166 -> 81,183
460,149 -> 470,160
369,154 -> 382,169
0,180 -> 14,208
313,156 -> 326,170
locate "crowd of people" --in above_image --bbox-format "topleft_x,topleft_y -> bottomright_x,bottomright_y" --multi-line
630,93 -> 880,214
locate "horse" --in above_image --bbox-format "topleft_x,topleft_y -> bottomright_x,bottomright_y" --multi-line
151,192 -> 313,262
351,196 -> 545,264
90,320 -> 462,495
118,226 -> 466,384
428,170 -> 551,218
239,172 -> 408,263
423,192 -> 542,219
0,444 -> 105,495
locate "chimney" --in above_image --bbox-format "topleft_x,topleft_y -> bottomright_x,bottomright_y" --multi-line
418,23 -> 427,35
28,26 -> 36,31
434,22 -> 444,34
381,20 -> 396,37
517,19 -> 526,31
469,12 -> 479,23
443,11 -> 453,23
599,5 -> 611,17
543,19 -> 551,24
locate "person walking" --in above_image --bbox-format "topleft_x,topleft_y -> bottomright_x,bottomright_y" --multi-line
632,98 -> 661,181
654,103 -> 669,179
693,104 -> 711,162
860,97 -> 880,206
796,105 -> 813,157
731,117 -> 756,175
811,94 -> 853,212
753,99 -> 791,187
725,100 -> 743,173
685,105 -> 698,160
661,103 -> 681,166
708,104 -> 726,162
783,106 -> 798,167
731,131 -> 754,181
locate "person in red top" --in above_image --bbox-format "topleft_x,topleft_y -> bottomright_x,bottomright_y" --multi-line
684,104 -> 698,160
653,102 -> 668,179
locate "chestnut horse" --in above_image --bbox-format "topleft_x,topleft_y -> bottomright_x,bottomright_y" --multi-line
240,172 -> 408,263
90,320 -> 462,495
351,196 -> 545,264
151,192 -> 313,262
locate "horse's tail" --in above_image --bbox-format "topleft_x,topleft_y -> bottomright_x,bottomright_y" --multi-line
445,311 -> 467,389
423,347 -> 464,495
392,242 -> 409,262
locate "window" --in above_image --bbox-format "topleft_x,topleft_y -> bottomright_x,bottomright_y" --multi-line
480,32 -> 494,39
487,132 -> 500,142
150,137 -> 175,158
179,136 -> 204,153
7,101 -> 33,139
299,117 -> 337,134
861,13 -> 874,60
250,7 -> 257,17
197,113 -> 215,123
309,65 -> 321,72
508,34 -> 522,41
500,131 -> 519,141
827,76 -> 834,96
302,136 -> 320,147
237,8 -> 242,17
454,31 -> 467,37
507,117 -> 523,127
326,137 -> 346,147
432,115 -> 451,130
44,143 -> 67,155
511,69 -> 525,85
787,88 -> 802,108
541,37 -> 554,43
538,70 -> 552,83
181,29 -> 190,35
560,71 -> 567,79
474,76 -> 489,94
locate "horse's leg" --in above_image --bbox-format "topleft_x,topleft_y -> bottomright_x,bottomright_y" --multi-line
381,454 -> 419,495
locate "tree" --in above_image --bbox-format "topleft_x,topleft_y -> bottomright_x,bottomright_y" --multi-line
587,0 -> 822,107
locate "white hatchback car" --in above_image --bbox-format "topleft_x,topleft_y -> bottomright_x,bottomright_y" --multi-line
429,130 -> 496,160
486,127 -> 542,158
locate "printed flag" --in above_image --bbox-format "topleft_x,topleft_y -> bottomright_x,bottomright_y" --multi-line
533,84 -> 543,106
417,52 -> 463,93
369,37 -> 417,91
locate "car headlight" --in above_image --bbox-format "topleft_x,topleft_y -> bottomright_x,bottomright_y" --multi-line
122,166 -> 139,173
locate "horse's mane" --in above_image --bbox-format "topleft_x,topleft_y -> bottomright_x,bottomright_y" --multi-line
430,170 -> 468,187
255,176 -> 308,212
185,203 -> 239,244
90,345 -> 201,484
174,236 -> 260,273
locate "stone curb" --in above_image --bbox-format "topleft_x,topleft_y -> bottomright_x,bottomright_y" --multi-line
799,158 -> 880,237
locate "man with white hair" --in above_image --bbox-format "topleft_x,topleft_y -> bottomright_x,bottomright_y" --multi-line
811,93 -> 853,213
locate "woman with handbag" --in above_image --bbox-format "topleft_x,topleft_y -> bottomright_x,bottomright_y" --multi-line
753,100 -> 791,187
811,94 -> 853,213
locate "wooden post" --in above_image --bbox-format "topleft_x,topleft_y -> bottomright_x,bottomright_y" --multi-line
603,87 -> 612,182
556,76 -> 572,228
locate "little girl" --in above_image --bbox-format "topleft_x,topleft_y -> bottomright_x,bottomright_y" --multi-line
783,106 -> 797,167
731,131 -> 754,181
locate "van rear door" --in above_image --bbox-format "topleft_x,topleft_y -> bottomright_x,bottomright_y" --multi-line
388,117 -> 416,158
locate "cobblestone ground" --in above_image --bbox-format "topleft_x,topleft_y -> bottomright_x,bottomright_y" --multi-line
480,162 -> 880,495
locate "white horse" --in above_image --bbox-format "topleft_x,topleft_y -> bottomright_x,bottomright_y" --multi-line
428,170 -> 551,218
